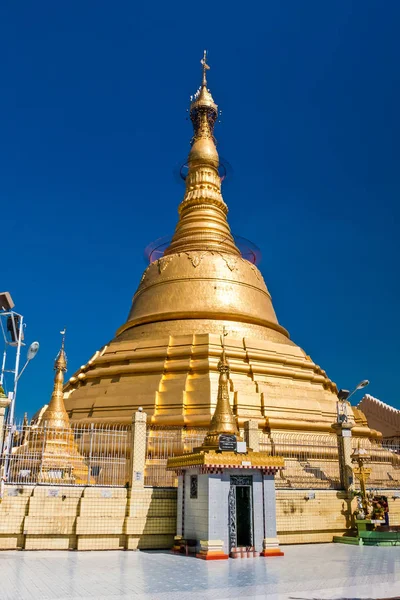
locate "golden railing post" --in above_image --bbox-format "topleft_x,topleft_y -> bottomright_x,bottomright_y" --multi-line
129,409 -> 147,489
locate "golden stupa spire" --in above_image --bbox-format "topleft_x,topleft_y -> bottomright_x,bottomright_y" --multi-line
164,51 -> 240,256
201,328 -> 240,449
41,329 -> 71,429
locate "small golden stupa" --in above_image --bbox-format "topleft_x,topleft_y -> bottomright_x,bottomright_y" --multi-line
63,52 -> 378,446
167,335 -> 284,472
203,348 -> 240,449
200,329 -> 240,450
11,333 -> 91,485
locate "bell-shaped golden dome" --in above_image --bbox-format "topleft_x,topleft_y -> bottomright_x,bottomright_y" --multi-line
118,251 -> 289,344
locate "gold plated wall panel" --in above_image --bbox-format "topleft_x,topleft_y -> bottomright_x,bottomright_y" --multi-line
64,333 -> 347,432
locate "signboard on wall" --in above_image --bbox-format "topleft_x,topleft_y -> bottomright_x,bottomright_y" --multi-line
219,434 -> 237,452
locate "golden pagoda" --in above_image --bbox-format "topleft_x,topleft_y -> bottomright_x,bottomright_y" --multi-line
63,52 -> 378,445
11,333 -> 91,485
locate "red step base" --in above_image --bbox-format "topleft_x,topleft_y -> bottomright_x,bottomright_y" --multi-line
260,549 -> 284,557
196,552 -> 229,560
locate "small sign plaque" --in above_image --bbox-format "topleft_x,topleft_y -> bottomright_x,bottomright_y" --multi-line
101,489 -> 112,498
134,471 -> 142,482
218,434 -> 237,452
48,488 -> 59,497
7,488 -> 18,497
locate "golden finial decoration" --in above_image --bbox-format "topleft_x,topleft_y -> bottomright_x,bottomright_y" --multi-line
189,49 -> 218,140
41,329 -> 70,429
201,49 -> 210,87
55,328 -> 67,372
219,325 -> 229,367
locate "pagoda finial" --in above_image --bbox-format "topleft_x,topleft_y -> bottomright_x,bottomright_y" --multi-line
41,329 -> 70,429
220,325 -> 228,365
61,328 -> 66,349
55,328 -> 67,372
188,50 -> 218,138
201,49 -> 210,87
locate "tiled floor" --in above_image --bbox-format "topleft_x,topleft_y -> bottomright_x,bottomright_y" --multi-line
1,544 -> 399,600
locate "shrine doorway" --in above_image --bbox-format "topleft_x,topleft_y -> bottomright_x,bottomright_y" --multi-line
229,475 -> 254,549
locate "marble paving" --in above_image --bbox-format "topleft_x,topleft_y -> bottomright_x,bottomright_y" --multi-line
1,543 -> 399,600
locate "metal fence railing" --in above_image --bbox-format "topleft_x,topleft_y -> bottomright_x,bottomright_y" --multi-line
144,428 -> 207,487
2,422 -> 130,487
6,420 -> 399,491
144,429 -> 342,489
260,432 -> 342,490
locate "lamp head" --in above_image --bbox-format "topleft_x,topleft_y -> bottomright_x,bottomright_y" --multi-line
356,380 -> 369,390
27,342 -> 39,361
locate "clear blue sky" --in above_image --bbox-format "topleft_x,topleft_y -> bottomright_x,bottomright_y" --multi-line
1,1 -> 399,419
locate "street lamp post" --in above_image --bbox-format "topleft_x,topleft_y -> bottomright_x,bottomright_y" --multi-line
6,314 -> 24,430
337,380 -> 370,424
333,379 -> 370,493
0,292 -> 39,479
2,341 -> 40,479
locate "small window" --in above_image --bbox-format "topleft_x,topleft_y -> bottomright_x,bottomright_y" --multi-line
190,475 -> 198,499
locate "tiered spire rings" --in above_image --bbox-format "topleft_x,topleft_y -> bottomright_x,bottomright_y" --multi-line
164,51 -> 240,256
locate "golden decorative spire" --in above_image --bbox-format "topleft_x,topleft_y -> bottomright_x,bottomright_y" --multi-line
201,49 -> 210,87
41,329 -> 71,429
164,51 -> 240,256
201,328 -> 240,449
